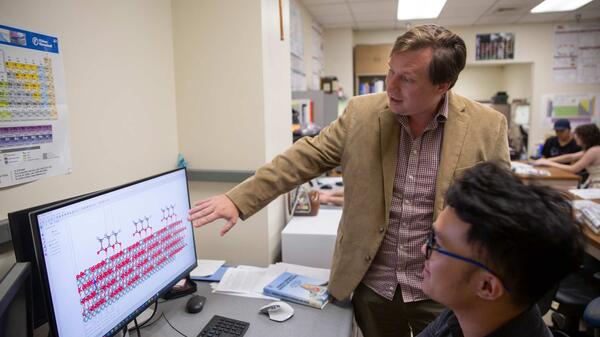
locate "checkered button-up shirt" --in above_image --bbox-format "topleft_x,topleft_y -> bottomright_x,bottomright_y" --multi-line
362,95 -> 448,302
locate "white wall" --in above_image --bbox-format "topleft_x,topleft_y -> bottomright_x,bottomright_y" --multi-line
0,0 -> 179,218
324,28 -> 354,98
173,0 -> 292,266
454,63 -> 532,102
454,65 -> 504,101
350,23 -> 600,151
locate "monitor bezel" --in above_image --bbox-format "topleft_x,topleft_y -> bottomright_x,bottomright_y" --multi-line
8,191 -> 103,329
28,167 -> 197,337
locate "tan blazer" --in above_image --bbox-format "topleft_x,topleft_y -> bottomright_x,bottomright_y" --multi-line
227,91 -> 510,300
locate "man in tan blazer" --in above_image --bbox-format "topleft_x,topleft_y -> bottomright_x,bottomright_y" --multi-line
189,25 -> 510,337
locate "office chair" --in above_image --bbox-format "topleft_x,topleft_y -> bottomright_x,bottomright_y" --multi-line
551,257 -> 600,335
584,297 -> 600,337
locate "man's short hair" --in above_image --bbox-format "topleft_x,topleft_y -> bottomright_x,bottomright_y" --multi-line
391,24 -> 466,89
445,162 -> 583,306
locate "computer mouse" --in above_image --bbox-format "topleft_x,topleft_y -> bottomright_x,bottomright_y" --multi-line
186,295 -> 206,314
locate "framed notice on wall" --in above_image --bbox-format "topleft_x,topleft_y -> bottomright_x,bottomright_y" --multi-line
476,32 -> 515,61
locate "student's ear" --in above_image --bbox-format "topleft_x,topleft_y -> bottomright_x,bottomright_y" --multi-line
475,273 -> 505,301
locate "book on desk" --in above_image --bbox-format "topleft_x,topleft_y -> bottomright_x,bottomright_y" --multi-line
263,272 -> 330,309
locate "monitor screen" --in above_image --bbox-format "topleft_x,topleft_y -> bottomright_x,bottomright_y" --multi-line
29,168 -> 197,337
9,193 -> 98,328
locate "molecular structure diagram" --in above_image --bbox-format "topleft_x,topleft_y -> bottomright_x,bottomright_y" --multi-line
132,216 -> 152,238
96,230 -> 122,256
161,204 -> 177,223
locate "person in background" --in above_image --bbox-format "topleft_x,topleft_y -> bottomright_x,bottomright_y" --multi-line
534,123 -> 600,188
418,162 -> 583,337
188,24 -> 510,337
541,118 -> 581,158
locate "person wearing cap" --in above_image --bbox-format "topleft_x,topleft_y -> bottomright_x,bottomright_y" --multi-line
535,123 -> 600,187
541,119 -> 581,158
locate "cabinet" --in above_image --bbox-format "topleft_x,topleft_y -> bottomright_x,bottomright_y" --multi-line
354,44 -> 392,95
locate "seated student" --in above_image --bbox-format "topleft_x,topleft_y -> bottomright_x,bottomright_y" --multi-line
534,123 -> 600,187
418,162 -> 583,337
542,119 -> 581,158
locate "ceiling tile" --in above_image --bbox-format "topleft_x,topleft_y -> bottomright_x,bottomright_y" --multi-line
306,3 -> 352,17
582,0 -> 600,9
349,1 -> 397,21
436,17 -> 479,26
321,21 -> 355,28
440,4 -> 492,18
475,14 -> 522,25
356,21 -> 397,30
518,12 -> 572,23
313,13 -> 355,24
298,0 -> 346,4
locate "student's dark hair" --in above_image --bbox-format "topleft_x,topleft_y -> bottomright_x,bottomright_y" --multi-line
574,123 -> 600,150
391,24 -> 466,89
445,162 -> 583,307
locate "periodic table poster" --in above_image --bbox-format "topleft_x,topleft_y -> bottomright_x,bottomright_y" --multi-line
0,24 -> 71,188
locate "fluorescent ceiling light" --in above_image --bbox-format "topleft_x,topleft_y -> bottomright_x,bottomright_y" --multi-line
531,0 -> 593,13
397,0 -> 447,20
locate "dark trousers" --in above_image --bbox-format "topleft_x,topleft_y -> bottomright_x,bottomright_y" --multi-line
352,282 -> 444,337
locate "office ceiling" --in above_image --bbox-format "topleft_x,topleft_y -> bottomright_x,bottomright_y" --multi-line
298,0 -> 600,30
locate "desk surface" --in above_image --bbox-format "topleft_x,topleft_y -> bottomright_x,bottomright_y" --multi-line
142,281 -> 353,337
568,192 -> 600,251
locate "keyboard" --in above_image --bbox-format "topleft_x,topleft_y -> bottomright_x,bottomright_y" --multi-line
197,315 -> 250,337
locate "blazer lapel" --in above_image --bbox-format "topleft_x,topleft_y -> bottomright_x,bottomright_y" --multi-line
380,108 -> 399,223
434,91 -> 470,218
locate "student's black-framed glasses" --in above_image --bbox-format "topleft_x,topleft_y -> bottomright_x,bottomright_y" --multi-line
425,231 -> 511,292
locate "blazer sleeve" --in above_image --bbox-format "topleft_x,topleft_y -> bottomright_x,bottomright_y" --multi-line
225,101 -> 355,220
493,115 -> 511,169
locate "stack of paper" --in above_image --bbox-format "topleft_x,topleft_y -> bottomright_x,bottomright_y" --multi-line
510,162 -> 550,176
569,188 -> 600,200
209,263 -> 330,300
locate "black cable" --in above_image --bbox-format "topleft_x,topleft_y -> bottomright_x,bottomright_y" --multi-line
133,318 -> 141,337
133,301 -> 159,329
161,312 -> 189,337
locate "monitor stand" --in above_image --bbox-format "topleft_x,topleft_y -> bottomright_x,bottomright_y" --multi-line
162,276 -> 197,300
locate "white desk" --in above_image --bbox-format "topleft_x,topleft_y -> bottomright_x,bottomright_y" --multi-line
282,208 -> 342,269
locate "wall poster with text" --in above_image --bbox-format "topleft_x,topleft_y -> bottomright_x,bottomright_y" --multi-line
0,24 -> 71,188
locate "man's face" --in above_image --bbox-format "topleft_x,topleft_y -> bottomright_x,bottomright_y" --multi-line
421,207 -> 480,309
385,48 -> 449,117
555,129 -> 571,142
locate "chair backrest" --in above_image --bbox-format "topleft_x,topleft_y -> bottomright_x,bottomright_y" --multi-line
537,284 -> 559,316
551,329 -> 571,337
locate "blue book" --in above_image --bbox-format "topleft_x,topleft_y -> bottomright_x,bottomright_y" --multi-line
263,272 -> 330,309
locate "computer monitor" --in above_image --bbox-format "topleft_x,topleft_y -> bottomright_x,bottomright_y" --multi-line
9,194 -> 97,329
0,262 -> 33,337
29,168 -> 197,337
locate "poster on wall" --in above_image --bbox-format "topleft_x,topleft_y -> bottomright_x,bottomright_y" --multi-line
0,24 -> 71,188
475,32 -> 515,61
540,93 -> 599,129
553,24 -> 600,84
290,0 -> 306,91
